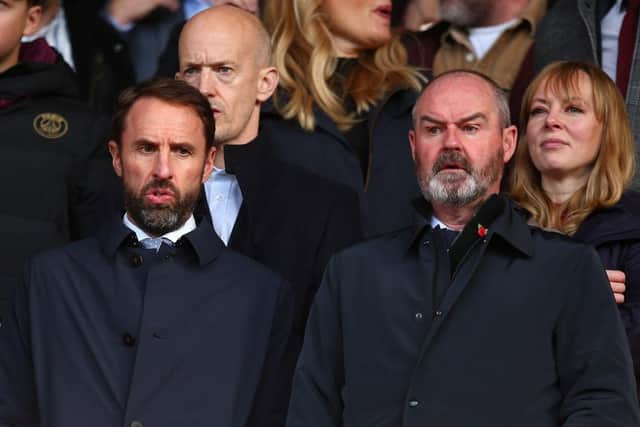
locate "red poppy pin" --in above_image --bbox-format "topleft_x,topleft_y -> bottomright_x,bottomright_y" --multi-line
477,223 -> 488,238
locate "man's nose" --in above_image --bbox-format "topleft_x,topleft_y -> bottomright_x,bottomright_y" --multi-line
443,126 -> 462,149
152,149 -> 173,179
197,70 -> 218,97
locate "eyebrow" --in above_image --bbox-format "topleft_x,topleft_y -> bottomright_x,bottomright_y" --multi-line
418,112 -> 488,126
531,96 -> 585,105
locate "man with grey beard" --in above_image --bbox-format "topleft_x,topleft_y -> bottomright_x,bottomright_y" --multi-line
0,78 -> 294,427
405,0 -> 545,123
286,70 -> 640,427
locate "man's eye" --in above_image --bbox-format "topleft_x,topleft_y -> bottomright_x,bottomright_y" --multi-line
175,147 -> 192,157
183,67 -> 198,76
462,125 -> 479,133
139,144 -> 155,153
425,126 -> 442,135
217,66 -> 233,74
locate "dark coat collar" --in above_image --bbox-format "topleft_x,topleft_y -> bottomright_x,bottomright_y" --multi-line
98,214 -> 224,266
407,194 -> 533,257
573,190 -> 640,245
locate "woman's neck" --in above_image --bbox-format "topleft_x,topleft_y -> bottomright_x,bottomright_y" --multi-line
540,171 -> 589,204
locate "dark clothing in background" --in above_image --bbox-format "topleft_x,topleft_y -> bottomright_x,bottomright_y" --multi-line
114,6 -> 184,81
0,217 -> 293,427
64,0 -> 135,114
0,39 -> 111,319
573,190 -> 640,399
260,88 -> 421,237
535,0 -> 640,188
155,20 -> 185,78
287,195 -> 640,426
194,132 -> 363,352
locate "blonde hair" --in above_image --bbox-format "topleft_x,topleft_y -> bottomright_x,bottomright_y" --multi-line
510,61 -> 635,235
263,0 -> 424,132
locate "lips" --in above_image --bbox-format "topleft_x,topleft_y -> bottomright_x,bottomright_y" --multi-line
374,4 -> 392,19
540,138 -> 569,149
433,151 -> 471,175
145,187 -> 175,205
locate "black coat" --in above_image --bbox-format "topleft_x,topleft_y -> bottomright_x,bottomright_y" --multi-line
287,195 -> 640,426
260,88 -> 421,237
0,217 -> 293,427
0,40 -> 111,319
573,190 -> 640,397
195,133 -> 363,347
62,0 -> 135,114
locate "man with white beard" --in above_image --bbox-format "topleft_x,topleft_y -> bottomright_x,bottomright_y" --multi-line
286,70 -> 640,427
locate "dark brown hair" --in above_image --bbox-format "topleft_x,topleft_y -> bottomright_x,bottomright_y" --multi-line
111,78 -> 216,150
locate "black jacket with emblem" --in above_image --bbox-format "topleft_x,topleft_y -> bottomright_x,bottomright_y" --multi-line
0,39 -> 111,318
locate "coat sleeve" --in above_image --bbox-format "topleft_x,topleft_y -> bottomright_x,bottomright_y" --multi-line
306,186 -> 362,328
618,239 -> 640,396
0,261 -> 39,427
246,279 -> 295,427
287,255 -> 345,427
556,247 -> 640,426
68,113 -> 114,240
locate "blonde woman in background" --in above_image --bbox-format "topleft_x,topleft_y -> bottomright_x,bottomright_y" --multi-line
262,0 -> 425,236
510,61 -> 640,394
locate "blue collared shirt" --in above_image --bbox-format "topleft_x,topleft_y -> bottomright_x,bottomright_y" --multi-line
204,167 -> 243,245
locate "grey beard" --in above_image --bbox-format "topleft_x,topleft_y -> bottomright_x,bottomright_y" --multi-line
420,170 -> 485,207
418,147 -> 503,207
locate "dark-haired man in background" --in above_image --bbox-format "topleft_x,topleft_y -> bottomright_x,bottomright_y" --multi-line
0,78 -> 293,427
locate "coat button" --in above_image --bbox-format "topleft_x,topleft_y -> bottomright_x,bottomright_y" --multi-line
122,333 -> 136,347
408,399 -> 419,407
415,312 -> 423,320
130,254 -> 143,267
131,421 -> 143,427
434,310 -> 443,317
162,254 -> 172,262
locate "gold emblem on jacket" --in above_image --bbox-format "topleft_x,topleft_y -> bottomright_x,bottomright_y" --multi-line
33,113 -> 69,139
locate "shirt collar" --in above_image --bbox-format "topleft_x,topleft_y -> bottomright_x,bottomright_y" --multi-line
123,213 -> 197,244
430,215 -> 456,230
445,0 -> 546,40
407,195 -> 533,257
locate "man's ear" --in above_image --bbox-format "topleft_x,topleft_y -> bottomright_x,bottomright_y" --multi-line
23,6 -> 43,37
256,66 -> 279,102
408,129 -> 417,162
108,141 -> 123,177
202,146 -> 216,182
502,125 -> 518,164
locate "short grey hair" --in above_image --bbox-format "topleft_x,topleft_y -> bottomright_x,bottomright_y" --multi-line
412,69 -> 511,129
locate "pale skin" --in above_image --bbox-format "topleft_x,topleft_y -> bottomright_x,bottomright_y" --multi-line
107,98 -> 216,236
0,0 -> 41,73
408,73 -> 517,230
176,5 -> 278,169
526,74 -> 624,303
